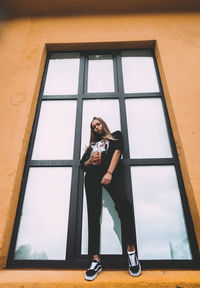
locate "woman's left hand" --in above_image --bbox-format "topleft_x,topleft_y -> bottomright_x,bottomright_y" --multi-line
101,172 -> 112,185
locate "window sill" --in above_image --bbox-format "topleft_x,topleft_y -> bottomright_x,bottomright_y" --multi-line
0,270 -> 200,287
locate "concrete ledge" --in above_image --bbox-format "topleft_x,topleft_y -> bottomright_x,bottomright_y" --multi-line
0,270 -> 200,288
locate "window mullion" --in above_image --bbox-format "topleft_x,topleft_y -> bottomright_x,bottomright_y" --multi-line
83,55 -> 89,95
128,158 -> 175,166
65,53 -> 85,260
66,54 -> 86,260
29,160 -> 76,167
116,53 -> 125,94
124,92 -> 161,98
65,165 -> 79,260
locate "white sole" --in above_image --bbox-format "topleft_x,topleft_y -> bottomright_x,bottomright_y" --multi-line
129,262 -> 141,277
85,267 -> 103,281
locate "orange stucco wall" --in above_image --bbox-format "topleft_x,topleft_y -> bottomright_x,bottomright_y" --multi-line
0,11 -> 200,286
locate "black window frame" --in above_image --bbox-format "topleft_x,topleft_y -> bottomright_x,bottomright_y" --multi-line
7,48 -> 200,270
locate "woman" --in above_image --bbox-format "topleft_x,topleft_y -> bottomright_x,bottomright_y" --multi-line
80,117 -> 141,281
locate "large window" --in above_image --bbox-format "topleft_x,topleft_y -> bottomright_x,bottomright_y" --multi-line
7,49 -> 199,269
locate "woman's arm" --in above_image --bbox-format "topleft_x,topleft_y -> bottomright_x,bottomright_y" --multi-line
101,149 -> 121,185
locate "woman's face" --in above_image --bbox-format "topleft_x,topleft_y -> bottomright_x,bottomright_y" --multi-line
91,119 -> 103,135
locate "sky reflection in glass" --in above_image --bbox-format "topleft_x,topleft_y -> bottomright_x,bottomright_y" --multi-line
32,100 -> 76,160
126,98 -> 172,159
43,57 -> 80,95
14,167 -> 72,260
122,56 -> 159,93
131,166 -> 192,260
88,56 -> 115,92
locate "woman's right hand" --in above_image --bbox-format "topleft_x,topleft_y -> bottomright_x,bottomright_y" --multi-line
84,154 -> 99,167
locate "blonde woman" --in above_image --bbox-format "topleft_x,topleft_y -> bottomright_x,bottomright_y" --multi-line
80,117 -> 141,281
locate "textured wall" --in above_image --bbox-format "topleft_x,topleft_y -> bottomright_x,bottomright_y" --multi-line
0,12 -> 200,276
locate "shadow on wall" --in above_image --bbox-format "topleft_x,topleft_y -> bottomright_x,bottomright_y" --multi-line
2,0 -> 200,20
0,0 -> 7,38
0,0 -> 7,20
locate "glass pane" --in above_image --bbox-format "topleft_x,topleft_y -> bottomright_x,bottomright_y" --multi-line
81,99 -> 120,156
122,56 -> 159,93
126,98 -> 172,158
14,167 -> 72,260
43,56 -> 80,95
32,100 -> 77,160
81,186 -> 122,254
131,166 -> 192,260
87,55 -> 115,92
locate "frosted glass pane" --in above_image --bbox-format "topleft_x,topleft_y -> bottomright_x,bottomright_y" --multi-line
32,100 -> 76,160
14,167 -> 72,260
81,187 -> 122,254
131,166 -> 192,260
81,99 -> 120,156
122,56 -> 159,93
126,98 -> 172,158
88,56 -> 115,92
43,57 -> 80,95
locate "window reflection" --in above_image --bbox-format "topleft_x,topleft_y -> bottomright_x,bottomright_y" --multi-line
14,167 -> 72,260
32,100 -> 77,160
126,98 -> 172,159
43,56 -> 80,95
87,55 -> 115,93
122,56 -> 159,93
131,166 -> 192,260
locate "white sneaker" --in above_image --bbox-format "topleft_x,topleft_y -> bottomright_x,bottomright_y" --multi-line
85,260 -> 103,281
128,251 -> 141,277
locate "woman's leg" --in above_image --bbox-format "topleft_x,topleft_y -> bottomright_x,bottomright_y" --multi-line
104,175 -> 135,247
127,244 -> 135,251
85,173 -> 102,258
103,174 -> 141,277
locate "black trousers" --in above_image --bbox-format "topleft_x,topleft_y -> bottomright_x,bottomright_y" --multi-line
85,170 -> 135,257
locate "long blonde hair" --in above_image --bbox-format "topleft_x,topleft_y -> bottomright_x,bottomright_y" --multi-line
88,117 -> 114,147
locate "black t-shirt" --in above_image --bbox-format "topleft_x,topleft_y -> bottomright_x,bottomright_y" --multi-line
80,130 -> 123,176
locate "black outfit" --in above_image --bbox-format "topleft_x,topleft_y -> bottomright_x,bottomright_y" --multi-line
80,131 -> 135,257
